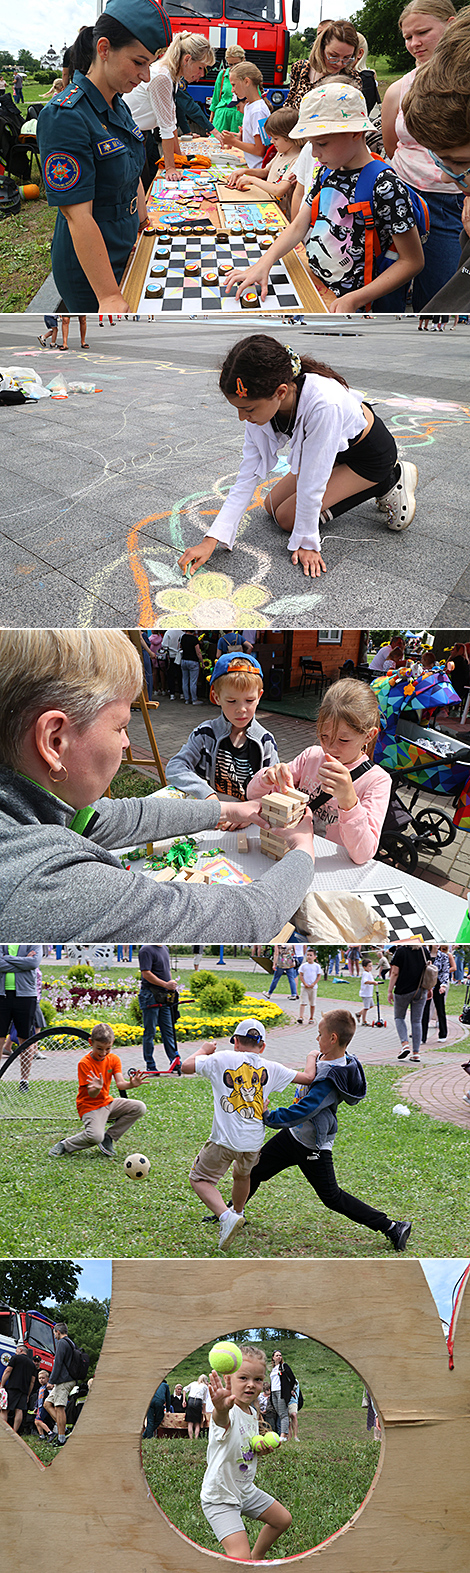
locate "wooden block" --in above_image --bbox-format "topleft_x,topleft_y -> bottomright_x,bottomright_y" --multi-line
283,785 -> 309,806
237,832 -> 249,853
151,866 -> 177,882
261,791 -> 301,827
260,828 -> 287,861
146,841 -> 153,857
184,870 -> 210,884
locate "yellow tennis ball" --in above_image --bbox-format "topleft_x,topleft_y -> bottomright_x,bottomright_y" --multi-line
209,1341 -> 242,1374
252,1431 -> 280,1451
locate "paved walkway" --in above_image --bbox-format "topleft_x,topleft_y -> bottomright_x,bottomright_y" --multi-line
7,989 -> 470,1131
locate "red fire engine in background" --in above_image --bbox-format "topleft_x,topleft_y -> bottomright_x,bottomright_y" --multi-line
0,1303 -> 57,1374
162,0 -> 301,106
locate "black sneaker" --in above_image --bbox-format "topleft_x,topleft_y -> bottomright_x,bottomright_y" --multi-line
387,1221 -> 412,1252
397,1048 -> 410,1060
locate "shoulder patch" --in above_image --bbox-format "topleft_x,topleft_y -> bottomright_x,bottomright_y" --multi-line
131,123 -> 144,140
56,84 -> 83,107
44,153 -> 82,191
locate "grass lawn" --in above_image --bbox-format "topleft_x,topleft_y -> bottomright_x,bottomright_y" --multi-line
0,203 -> 55,311
24,1334 -> 380,1555
1,1064 -> 468,1258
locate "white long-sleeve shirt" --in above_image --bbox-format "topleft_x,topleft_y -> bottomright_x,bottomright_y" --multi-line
124,63 -> 176,138
205,374 -> 367,554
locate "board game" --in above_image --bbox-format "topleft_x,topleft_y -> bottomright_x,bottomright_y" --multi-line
362,889 -> 435,942
146,174 -> 221,230
127,228 -> 309,314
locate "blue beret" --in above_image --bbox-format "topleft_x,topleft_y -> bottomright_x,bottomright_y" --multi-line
104,0 -> 172,53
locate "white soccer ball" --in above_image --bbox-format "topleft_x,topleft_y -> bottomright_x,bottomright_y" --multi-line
124,1152 -> 151,1178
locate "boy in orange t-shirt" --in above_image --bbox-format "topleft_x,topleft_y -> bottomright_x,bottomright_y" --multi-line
49,1022 -> 146,1161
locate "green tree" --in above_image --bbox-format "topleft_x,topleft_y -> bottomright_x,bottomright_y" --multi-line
0,1260 -> 82,1308
289,27 -> 316,64
17,49 -> 41,74
51,1298 -> 110,1373
0,51 -> 16,70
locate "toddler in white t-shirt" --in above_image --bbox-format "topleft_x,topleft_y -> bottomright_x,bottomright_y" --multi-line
297,948 -> 322,1025
357,957 -> 375,1025
181,1018 -> 316,1251
201,1345 -> 292,1560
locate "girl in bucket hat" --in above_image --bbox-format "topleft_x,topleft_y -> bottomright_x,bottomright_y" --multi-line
223,80 -> 425,314
37,0 -> 172,314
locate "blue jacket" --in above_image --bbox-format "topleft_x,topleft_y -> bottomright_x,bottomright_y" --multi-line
264,1053 -> 366,1150
166,713 -> 279,800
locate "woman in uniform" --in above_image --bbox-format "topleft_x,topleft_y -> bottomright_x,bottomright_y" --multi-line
37,0 -> 172,314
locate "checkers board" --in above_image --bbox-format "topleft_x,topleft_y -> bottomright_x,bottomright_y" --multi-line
362,889 -> 435,942
123,229 -> 309,315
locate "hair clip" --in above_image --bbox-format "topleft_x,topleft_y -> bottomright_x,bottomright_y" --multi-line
286,345 -> 301,378
236,377 -> 248,397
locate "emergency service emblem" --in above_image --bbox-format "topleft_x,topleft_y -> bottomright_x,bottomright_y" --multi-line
44,154 -> 81,190
96,137 -> 127,157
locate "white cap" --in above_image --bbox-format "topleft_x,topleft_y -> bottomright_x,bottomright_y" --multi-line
230,1018 -> 266,1045
293,82 -> 375,137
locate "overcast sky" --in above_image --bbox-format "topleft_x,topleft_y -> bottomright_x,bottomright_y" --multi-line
5,1 -> 360,58
60,1258 -> 470,1331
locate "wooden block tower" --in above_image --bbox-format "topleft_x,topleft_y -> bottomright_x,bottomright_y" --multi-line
260,786 -> 309,860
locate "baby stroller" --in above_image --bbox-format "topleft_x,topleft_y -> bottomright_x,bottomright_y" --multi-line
372,665 -> 470,837
375,771 -> 456,875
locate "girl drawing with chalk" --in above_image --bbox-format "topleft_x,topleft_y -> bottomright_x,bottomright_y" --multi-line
178,336 -> 418,580
248,679 -> 392,865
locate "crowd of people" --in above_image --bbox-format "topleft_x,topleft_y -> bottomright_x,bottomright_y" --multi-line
4,0 -> 467,312
143,1346 -> 302,1448
0,1322 -> 90,1444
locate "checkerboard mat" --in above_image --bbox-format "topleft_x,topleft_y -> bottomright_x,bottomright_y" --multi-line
365,889 -> 435,941
140,233 -> 303,314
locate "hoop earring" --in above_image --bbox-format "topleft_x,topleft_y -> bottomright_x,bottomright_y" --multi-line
49,764 -> 68,784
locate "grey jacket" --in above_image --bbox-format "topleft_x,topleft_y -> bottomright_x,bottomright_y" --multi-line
0,945 -> 43,996
0,771 -> 313,943
166,714 -> 279,799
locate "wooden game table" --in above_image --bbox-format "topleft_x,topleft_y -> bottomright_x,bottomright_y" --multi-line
120,139 -> 334,315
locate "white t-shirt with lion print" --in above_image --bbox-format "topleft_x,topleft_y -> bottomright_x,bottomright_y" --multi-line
195,1051 -> 294,1151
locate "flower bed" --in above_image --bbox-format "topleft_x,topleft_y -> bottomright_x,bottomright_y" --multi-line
40,994 -> 284,1047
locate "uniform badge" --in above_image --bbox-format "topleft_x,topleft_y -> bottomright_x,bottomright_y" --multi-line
96,137 -> 127,157
131,124 -> 144,141
44,153 -> 81,190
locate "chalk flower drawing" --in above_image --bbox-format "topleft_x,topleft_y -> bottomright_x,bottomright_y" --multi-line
153,572 -> 271,628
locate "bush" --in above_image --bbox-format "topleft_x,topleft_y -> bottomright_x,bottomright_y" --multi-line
189,971 -> 215,996
40,997 -> 55,1025
34,69 -> 57,83
198,981 -> 232,1013
129,997 -> 143,1025
224,979 -> 245,1007
67,964 -> 95,985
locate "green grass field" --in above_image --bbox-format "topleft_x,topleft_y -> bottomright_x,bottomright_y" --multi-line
24,1333 -> 380,1555
1,1062 -> 468,1258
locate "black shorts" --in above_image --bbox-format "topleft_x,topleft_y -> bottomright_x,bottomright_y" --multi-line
334,406 -> 397,486
185,1397 -> 203,1423
0,994 -> 37,1039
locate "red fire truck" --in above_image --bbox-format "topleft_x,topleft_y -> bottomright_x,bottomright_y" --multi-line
0,1303 -> 57,1374
162,0 -> 301,106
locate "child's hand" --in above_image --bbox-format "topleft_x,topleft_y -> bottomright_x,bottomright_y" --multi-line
291,548 -> 326,577
317,754 -> 358,811
224,263 -> 270,302
304,1048 -> 319,1077
201,1040 -> 217,1056
128,1069 -> 147,1088
178,536 -> 217,576
209,1370 -> 235,1416
86,1072 -> 103,1095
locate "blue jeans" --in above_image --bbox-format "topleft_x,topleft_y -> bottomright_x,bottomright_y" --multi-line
268,967 -> 297,998
455,953 -> 464,982
181,659 -> 200,703
139,986 -> 178,1069
376,190 -> 464,312
328,951 -> 340,976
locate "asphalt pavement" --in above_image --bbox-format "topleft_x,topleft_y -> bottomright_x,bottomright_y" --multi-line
1,314 -> 469,627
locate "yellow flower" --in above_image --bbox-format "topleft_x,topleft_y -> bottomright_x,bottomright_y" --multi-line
153,573 -> 271,630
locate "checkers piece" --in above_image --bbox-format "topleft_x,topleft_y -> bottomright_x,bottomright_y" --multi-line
154,244 -> 170,258
241,289 -> 260,308
150,263 -> 166,278
259,234 -> 273,250
218,261 -> 233,276
185,259 -> 200,275
145,282 -> 164,297
229,220 -> 243,234
202,269 -> 218,285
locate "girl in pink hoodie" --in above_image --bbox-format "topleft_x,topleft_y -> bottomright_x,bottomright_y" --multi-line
248,678 -> 391,865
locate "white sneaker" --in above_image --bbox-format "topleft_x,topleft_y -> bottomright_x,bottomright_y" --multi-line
376,461 -> 418,531
218,1209 -> 245,1251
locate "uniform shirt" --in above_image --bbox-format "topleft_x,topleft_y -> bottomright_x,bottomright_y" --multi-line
201,1404 -> 259,1505
37,71 -> 146,312
304,164 -> 417,296
76,1049 -> 122,1117
195,1049 -> 293,1152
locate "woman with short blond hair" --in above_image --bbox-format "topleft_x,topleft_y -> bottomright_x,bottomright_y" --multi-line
124,31 -> 215,178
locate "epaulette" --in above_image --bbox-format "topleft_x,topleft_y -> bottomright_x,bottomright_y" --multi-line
54,84 -> 85,108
